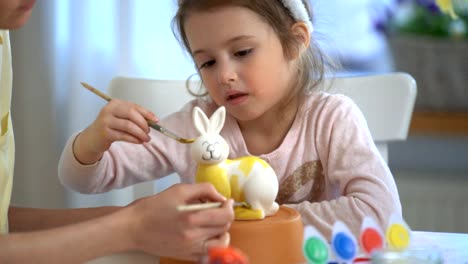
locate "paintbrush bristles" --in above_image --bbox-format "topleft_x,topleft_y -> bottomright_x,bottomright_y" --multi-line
80,82 -> 112,102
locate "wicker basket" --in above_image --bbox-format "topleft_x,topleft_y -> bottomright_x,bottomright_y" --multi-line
389,35 -> 468,111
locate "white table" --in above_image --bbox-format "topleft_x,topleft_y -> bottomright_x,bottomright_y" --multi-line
86,231 -> 468,264
87,252 -> 158,264
411,231 -> 468,263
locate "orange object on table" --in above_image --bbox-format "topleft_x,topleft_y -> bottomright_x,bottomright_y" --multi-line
206,247 -> 248,264
160,206 -> 305,264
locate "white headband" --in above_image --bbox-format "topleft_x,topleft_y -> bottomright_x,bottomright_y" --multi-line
280,0 -> 314,33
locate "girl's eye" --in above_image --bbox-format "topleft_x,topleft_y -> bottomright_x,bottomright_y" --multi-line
235,49 -> 253,57
199,60 -> 215,69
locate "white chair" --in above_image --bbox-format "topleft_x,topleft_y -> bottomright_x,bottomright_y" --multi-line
107,77 -> 193,198
107,72 -> 417,199
326,72 -> 417,162
108,77 -> 193,119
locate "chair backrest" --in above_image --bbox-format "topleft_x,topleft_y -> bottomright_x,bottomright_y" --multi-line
325,72 -> 417,162
108,77 -> 193,119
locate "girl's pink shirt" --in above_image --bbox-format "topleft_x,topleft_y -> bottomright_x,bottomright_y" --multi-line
58,92 -> 401,239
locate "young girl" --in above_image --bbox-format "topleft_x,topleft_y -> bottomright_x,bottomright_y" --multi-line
59,0 -> 401,240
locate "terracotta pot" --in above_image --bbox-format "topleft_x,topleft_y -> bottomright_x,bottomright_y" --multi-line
160,206 -> 305,264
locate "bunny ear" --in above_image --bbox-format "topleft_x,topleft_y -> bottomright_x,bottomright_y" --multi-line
193,107 -> 210,135
208,106 -> 226,134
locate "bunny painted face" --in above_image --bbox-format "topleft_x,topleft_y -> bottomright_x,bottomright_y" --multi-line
191,106 -> 230,165
185,6 -> 297,122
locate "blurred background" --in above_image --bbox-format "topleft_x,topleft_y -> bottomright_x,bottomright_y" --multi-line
9,0 -> 468,233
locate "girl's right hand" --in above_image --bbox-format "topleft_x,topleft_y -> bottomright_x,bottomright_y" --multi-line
73,99 -> 158,165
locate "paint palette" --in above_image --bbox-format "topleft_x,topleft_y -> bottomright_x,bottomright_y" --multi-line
303,225 -> 329,264
385,213 -> 411,251
302,214 -> 412,264
359,217 -> 384,255
331,221 -> 358,263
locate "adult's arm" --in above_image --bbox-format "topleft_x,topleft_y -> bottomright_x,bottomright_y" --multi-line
1,206 -> 133,263
1,183 -> 234,263
8,206 -> 119,232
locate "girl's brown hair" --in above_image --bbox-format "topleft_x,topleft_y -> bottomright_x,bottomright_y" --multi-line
172,0 -> 337,99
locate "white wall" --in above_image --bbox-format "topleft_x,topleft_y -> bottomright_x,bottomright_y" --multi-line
10,3 -> 65,208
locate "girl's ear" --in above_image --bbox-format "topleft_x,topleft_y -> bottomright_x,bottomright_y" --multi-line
290,22 -> 311,59
193,107 -> 210,135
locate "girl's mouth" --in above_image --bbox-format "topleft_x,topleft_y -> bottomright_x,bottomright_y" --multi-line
227,93 -> 246,100
19,0 -> 36,11
226,92 -> 249,105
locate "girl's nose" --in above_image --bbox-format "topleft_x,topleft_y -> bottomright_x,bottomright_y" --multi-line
217,61 -> 237,85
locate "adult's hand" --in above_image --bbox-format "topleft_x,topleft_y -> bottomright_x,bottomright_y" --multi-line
124,183 -> 234,261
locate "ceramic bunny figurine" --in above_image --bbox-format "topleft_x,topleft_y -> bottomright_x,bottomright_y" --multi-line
191,106 -> 279,220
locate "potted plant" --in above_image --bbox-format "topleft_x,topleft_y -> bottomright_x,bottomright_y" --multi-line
386,0 -> 468,111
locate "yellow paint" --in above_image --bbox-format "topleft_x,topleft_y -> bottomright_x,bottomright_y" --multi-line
233,156 -> 269,176
229,175 -> 245,202
256,158 -> 270,168
195,164 -> 231,198
195,156 -> 271,220
234,206 -> 264,220
386,223 -> 410,250
238,156 -> 256,176
436,0 -> 458,19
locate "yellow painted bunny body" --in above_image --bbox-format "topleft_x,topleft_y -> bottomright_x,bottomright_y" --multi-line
191,106 -> 279,220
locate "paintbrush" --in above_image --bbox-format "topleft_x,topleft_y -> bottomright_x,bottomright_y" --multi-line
81,82 -> 195,144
